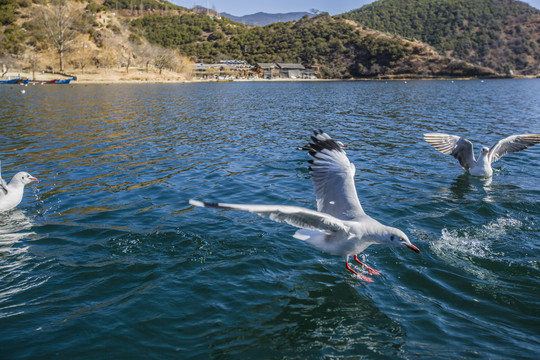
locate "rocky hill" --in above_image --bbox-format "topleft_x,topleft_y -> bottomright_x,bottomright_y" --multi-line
0,0 -> 194,81
347,0 -> 540,75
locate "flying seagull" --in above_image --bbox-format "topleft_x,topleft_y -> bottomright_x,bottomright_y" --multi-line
424,133 -> 540,177
190,131 -> 420,282
0,161 -> 38,212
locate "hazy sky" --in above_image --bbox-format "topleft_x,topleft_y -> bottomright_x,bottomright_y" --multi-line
173,0 -> 540,16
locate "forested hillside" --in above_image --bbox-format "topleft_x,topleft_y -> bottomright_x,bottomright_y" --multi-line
130,11 -> 496,78
347,0 -> 540,75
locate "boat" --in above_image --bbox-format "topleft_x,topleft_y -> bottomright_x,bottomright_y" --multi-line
52,78 -> 74,84
0,78 -> 26,84
0,79 -> 18,84
28,78 -> 75,85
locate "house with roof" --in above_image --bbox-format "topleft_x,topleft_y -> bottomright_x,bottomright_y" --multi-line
255,63 -> 279,79
255,63 -> 317,79
276,63 -> 305,79
194,60 -> 253,79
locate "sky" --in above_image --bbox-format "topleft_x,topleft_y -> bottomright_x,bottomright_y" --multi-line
173,0 -> 540,16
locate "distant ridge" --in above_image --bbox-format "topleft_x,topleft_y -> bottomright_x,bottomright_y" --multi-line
221,11 -> 313,26
347,0 -> 540,75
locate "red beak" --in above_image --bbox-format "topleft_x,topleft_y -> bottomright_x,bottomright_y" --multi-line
406,244 -> 420,253
30,177 -> 38,182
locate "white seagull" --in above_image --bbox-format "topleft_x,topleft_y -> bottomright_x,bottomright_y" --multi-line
0,162 -> 38,212
424,133 -> 540,177
190,130 -> 420,282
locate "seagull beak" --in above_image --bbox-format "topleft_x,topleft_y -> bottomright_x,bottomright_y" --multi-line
30,177 -> 38,182
406,244 -> 420,253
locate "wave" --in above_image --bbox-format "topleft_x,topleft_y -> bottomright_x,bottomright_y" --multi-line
428,217 -> 528,282
432,217 -> 522,258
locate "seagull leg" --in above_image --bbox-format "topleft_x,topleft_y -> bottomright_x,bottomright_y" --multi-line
354,255 -> 381,276
346,261 -> 374,283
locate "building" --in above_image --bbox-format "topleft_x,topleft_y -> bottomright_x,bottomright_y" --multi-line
194,60 -> 253,80
255,63 -> 318,79
276,63 -> 305,79
255,63 -> 279,79
193,61 -> 319,80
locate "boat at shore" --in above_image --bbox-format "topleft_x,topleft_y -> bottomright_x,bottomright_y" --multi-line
28,77 -> 75,85
0,78 -> 30,84
52,78 -> 74,84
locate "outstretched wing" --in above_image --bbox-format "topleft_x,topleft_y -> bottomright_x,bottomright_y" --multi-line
308,130 -> 365,221
489,134 -> 540,163
424,133 -> 476,170
189,200 -> 350,234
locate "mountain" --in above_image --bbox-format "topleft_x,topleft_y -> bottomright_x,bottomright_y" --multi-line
347,0 -> 540,75
0,0 -> 498,80
221,11 -> 313,26
131,11 -> 496,78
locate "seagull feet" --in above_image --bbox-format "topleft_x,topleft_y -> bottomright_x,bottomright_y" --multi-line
354,255 -> 382,276
346,261 -> 374,283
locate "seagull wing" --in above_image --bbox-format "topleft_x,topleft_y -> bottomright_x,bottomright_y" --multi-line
0,178 -> 7,196
308,131 -> 365,221
0,160 -> 6,196
489,134 -> 540,163
189,200 -> 350,234
424,133 -> 476,170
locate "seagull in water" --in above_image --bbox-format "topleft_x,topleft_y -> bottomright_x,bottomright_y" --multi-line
190,130 -> 420,282
424,133 -> 540,177
0,161 -> 38,212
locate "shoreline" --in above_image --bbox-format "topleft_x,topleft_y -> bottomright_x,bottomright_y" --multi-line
2,70 -> 537,85
34,76 -> 540,84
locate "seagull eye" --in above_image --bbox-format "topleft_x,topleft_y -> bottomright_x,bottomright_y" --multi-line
390,235 -> 395,241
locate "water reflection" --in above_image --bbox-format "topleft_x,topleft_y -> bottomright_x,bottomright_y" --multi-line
0,209 -> 35,249
447,173 -> 493,199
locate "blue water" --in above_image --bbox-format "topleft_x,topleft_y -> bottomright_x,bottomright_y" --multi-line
1,80 -> 539,359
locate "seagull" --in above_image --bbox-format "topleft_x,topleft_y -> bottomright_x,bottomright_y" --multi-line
424,133 -> 540,177
190,130 -> 420,282
0,165 -> 39,212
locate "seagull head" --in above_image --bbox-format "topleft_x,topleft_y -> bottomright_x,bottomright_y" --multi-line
13,172 -> 38,185
383,227 -> 420,253
480,147 -> 490,155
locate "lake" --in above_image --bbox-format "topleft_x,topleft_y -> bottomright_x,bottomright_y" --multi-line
1,79 -> 539,359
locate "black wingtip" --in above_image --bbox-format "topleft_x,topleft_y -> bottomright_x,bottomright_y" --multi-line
308,130 -> 343,154
189,199 -> 220,208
